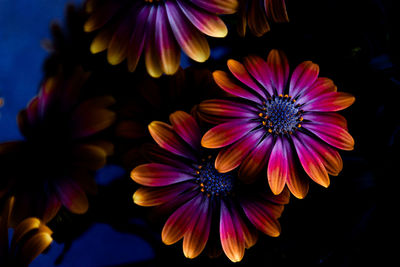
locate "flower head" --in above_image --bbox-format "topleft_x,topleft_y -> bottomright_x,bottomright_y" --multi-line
198,49 -> 355,198
84,0 -> 238,77
131,111 -> 289,262
237,0 -> 289,37
0,67 -> 115,224
0,197 -> 53,267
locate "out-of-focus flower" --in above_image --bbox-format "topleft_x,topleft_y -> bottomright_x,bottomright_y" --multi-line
0,67 -> 115,225
131,111 -> 289,262
0,197 -> 53,267
237,0 -> 289,37
83,0 -> 238,77
198,49 -> 355,198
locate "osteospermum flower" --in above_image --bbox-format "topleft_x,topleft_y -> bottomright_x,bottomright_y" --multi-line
237,0 -> 288,37
0,67 -> 115,225
84,0 -> 238,77
198,49 -> 355,199
0,197 -> 53,267
131,111 -> 289,262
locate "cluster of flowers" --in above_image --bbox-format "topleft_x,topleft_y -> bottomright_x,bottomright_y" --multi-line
0,0 -> 355,265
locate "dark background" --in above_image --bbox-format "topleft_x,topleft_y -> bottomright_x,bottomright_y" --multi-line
1,0 -> 395,266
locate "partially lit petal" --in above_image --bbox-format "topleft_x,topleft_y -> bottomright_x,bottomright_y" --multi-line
267,49 -> 289,95
289,61 -> 320,98
169,111 -> 201,150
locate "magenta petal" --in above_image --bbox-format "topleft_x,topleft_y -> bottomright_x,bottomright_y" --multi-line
303,112 -> 348,130
243,55 -> 274,97
131,163 -> 195,186
215,129 -> 264,173
162,194 -> 202,245
303,92 -> 355,112
213,70 -> 263,104
201,120 -> 259,148
289,61 -> 320,98
296,77 -> 336,104
267,136 -> 289,195
190,0 -> 238,14
220,200 -> 245,262
227,59 -> 267,98
198,99 -> 258,119
169,111 -> 201,150
303,122 -> 354,151
267,49 -> 289,95
127,6 -> 150,71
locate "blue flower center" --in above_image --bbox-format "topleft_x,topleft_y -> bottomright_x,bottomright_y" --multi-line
259,94 -> 304,135
196,158 -> 234,197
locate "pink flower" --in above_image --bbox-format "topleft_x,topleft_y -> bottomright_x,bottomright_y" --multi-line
131,111 -> 289,262
198,49 -> 355,198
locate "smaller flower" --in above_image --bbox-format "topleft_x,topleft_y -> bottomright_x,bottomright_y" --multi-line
197,49 -> 355,199
84,0 -> 238,77
237,0 -> 289,37
131,111 -> 289,262
0,197 -> 53,267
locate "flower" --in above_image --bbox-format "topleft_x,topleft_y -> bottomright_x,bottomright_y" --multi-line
131,111 -> 289,262
197,49 -> 355,199
237,0 -> 289,37
0,197 -> 53,267
0,67 -> 115,225
84,0 -> 238,78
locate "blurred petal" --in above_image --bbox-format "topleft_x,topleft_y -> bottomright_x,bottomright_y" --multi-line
267,136 -> 288,195
265,0 -> 289,22
55,179 -> 88,214
190,0 -> 238,14
18,232 -> 52,266
169,111 -> 201,150
183,195 -> 211,259
148,121 -> 197,160
220,200 -> 245,262
248,0 -> 270,36
201,120 -> 259,148
145,6 -> 163,78
177,0 -> 227,37
304,92 -> 355,112
71,144 -> 107,170
267,49 -> 289,95
215,129 -> 264,173
155,5 -> 180,75
166,1 -> 210,62
289,61 -> 320,98
213,70 -> 262,103
292,134 -> 330,188
162,194 -> 202,245
131,163 -> 195,186
84,2 -> 122,32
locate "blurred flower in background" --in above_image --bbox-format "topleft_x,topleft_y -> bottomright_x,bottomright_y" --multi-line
199,49 -> 355,198
131,111 -> 289,262
0,197 -> 53,267
83,0 -> 238,77
0,67 -> 115,225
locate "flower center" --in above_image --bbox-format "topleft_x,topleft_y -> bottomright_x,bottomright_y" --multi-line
259,94 -> 303,135
196,157 -> 234,197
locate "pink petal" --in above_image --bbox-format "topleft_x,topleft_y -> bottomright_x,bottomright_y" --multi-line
169,111 -> 201,151
303,121 -> 354,151
289,61 -> 320,98
220,200 -> 245,262
227,59 -> 266,98
131,163 -> 195,187
303,112 -> 348,130
267,49 -> 289,95
183,195 -> 211,258
292,134 -> 330,187
190,0 -> 238,14
267,136 -> 289,195
197,99 -> 257,121
201,120 -> 259,148
213,70 -> 263,104
303,92 -> 355,112
285,143 -> 309,199
162,194 -> 202,245
239,135 -> 274,182
296,77 -> 337,104
215,129 -> 264,173
243,55 -> 274,97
